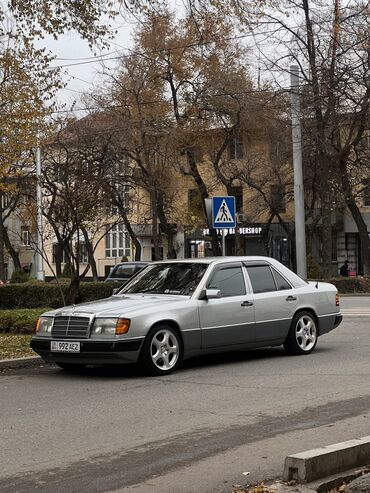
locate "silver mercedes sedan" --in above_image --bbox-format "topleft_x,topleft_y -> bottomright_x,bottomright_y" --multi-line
31,257 -> 342,375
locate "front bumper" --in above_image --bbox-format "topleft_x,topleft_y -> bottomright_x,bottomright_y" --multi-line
30,337 -> 143,365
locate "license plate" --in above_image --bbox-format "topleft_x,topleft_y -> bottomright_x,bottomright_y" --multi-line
51,341 -> 80,352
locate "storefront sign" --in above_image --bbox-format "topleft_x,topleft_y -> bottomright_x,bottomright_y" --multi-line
202,226 -> 263,236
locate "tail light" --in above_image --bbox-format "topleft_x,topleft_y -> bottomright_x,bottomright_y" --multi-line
335,293 -> 340,306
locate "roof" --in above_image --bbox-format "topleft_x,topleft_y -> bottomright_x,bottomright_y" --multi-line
153,256 -> 276,265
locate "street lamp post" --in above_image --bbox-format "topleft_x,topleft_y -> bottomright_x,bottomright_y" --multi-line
36,138 -> 45,281
290,64 -> 307,279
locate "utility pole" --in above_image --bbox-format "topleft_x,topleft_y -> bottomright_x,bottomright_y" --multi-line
290,65 -> 307,278
36,136 -> 45,281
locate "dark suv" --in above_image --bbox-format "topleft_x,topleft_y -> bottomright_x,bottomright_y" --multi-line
105,262 -> 148,284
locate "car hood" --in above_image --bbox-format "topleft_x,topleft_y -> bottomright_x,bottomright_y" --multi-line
44,294 -> 189,318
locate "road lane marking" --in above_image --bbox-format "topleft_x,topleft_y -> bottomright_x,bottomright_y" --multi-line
341,309 -> 370,317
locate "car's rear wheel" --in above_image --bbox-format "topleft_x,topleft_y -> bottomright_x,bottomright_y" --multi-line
140,325 -> 182,376
55,362 -> 87,372
284,311 -> 318,355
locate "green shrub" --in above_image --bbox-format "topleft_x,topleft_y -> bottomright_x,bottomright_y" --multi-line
10,269 -> 29,284
0,281 -> 123,309
308,277 -> 370,293
325,277 -> 370,294
0,308 -> 52,334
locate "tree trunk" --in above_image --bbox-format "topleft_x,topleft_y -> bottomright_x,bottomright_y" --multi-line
118,203 -> 142,261
320,204 -> 332,277
0,219 -> 21,270
66,276 -> 80,305
187,150 -> 221,256
81,227 -> 99,281
151,191 -> 161,260
0,228 -> 4,280
54,244 -> 62,277
157,193 -> 177,259
318,152 -> 332,277
0,198 -> 5,280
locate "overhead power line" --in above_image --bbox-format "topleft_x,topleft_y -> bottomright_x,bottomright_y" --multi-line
47,86 -> 289,115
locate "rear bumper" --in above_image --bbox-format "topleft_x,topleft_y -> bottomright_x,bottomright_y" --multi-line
318,312 -> 342,335
30,337 -> 143,365
334,314 -> 343,328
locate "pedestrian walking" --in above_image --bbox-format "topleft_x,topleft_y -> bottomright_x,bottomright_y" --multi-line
339,260 -> 350,277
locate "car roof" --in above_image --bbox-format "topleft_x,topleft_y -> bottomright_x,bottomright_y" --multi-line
112,261 -> 148,266
151,256 -> 275,265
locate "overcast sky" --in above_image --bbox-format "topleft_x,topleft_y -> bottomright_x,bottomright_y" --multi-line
38,17 -> 134,111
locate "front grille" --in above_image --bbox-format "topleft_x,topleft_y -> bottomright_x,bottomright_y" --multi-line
52,316 -> 90,339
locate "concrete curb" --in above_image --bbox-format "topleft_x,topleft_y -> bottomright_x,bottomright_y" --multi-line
0,355 -> 43,369
283,436 -> 370,483
339,293 -> 370,297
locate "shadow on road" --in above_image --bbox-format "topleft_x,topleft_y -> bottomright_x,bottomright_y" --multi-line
35,344 -> 332,380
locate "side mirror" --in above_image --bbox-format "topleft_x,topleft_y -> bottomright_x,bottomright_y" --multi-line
200,288 -> 222,300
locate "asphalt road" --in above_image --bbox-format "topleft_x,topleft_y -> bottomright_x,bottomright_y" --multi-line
1,296 -> 369,493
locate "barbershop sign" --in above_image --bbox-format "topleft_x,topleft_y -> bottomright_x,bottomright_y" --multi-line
202,225 -> 263,236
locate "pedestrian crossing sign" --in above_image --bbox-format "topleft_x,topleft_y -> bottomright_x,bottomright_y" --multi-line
212,196 -> 236,228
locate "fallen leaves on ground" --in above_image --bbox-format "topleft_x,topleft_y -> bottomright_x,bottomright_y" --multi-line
232,484 -> 274,493
0,333 -> 34,359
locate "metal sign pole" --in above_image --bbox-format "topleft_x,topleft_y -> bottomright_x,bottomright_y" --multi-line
222,230 -> 226,256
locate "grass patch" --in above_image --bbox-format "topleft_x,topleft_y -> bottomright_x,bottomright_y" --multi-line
0,333 -> 35,359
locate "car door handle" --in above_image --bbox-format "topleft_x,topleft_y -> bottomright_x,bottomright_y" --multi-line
286,296 -> 297,301
241,301 -> 254,307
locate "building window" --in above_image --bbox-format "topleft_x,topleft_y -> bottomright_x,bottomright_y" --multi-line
230,186 -> 243,212
270,184 -> 286,213
105,223 -> 131,258
76,243 -> 88,264
21,227 -> 31,246
52,244 -> 69,264
107,184 -> 130,217
228,138 -> 244,160
1,194 -> 10,209
363,178 -> 370,207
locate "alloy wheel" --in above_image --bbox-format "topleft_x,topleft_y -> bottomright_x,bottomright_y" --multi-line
150,329 -> 180,371
295,314 -> 317,351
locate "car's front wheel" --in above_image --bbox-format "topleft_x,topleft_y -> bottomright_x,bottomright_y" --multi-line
140,325 -> 182,376
284,311 -> 318,355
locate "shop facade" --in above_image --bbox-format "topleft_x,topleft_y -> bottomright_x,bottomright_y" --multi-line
185,223 -> 293,267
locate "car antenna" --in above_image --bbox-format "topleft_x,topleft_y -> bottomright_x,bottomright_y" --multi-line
315,281 -> 319,289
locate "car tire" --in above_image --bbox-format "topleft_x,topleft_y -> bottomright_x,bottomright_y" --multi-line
55,362 -> 87,372
139,325 -> 182,376
284,311 -> 318,355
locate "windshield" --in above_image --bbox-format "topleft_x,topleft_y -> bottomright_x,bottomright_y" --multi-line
119,263 -> 208,296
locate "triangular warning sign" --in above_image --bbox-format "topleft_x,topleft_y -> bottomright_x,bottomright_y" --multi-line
215,199 -> 234,223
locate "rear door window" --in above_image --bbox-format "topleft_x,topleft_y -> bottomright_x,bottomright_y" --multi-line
245,265 -> 276,294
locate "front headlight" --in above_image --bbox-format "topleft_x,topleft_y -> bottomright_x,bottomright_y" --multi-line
91,318 -> 130,338
36,317 -> 53,336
